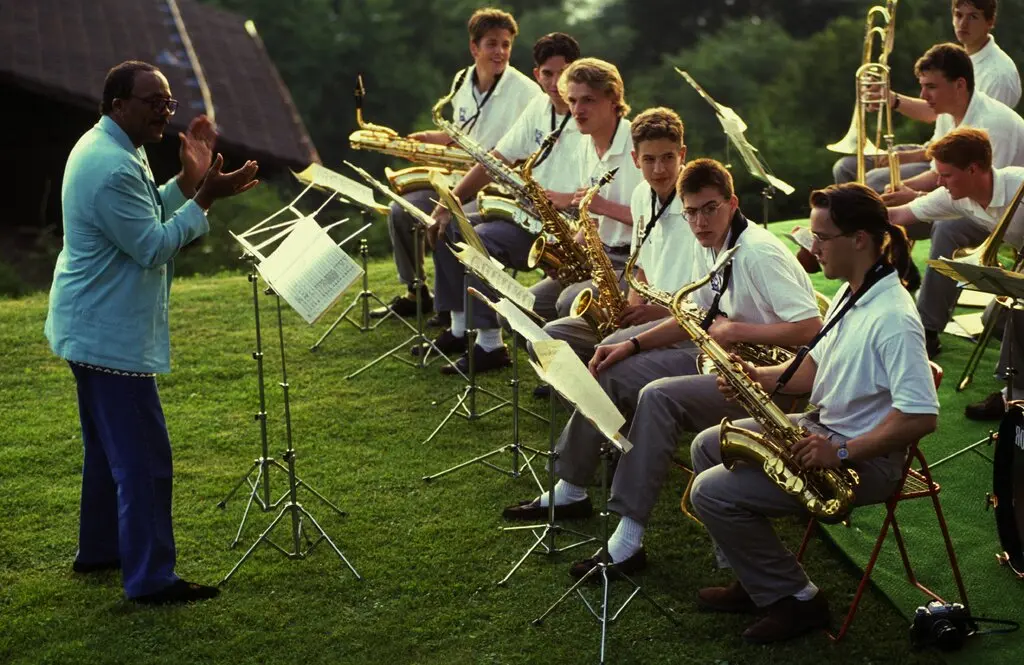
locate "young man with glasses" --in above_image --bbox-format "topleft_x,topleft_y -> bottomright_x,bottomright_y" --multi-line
691,183 -> 936,644
45,60 -> 259,605
372,8 -> 540,323
503,159 -> 822,581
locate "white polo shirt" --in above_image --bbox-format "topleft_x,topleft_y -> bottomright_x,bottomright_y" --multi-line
809,271 -> 939,439
576,117 -> 645,249
628,183 -> 696,294
494,94 -> 584,193
973,35 -> 1021,109
931,90 -> 1024,169
908,165 -> 1024,249
687,217 -> 821,326
449,65 -> 541,151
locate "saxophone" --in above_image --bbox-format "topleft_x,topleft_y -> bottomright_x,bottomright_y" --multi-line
570,169 -> 628,337
523,131 -> 592,285
348,74 -> 475,194
622,236 -> 795,371
669,264 -> 859,522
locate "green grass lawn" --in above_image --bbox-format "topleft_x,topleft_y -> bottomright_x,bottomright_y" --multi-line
0,236 -> 1011,665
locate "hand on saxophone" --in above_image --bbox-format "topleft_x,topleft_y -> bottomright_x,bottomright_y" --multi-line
789,434 -> 842,470
707,315 -> 739,349
588,340 -> 635,377
617,303 -> 669,327
426,204 -> 449,249
716,354 -> 757,402
545,190 -> 573,210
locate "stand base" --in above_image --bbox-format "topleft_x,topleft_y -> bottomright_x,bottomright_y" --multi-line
929,433 -> 995,469
217,456 -> 291,548
311,289 -> 393,350
423,442 -> 548,486
497,522 -> 596,586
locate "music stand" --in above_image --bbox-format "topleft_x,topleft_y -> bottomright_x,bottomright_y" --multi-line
677,69 -> 794,226
220,207 -> 363,584
521,340 -> 676,664
927,258 -> 1024,468
343,161 -> 462,378
292,164 -> 394,345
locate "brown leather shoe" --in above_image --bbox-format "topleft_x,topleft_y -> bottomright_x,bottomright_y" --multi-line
741,593 -> 830,644
696,580 -> 758,614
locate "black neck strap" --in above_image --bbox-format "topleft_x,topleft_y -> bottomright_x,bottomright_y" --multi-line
640,188 -> 676,244
532,106 -> 572,170
700,210 -> 749,329
459,67 -> 502,133
772,258 -> 896,395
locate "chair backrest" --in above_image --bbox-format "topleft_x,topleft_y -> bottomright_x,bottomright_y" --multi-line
930,361 -> 943,390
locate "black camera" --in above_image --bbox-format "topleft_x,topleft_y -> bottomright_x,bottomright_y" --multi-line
909,601 -> 975,652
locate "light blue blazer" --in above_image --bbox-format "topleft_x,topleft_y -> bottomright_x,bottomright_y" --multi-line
45,115 -> 209,374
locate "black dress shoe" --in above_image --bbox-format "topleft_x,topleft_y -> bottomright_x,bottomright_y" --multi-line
133,579 -> 220,605
569,548 -> 647,581
72,559 -> 121,574
370,292 -> 434,319
426,311 -> 451,328
532,384 -> 551,399
411,329 -> 467,357
965,391 -> 1006,421
502,496 -> 593,521
925,330 -> 942,359
440,345 -> 511,375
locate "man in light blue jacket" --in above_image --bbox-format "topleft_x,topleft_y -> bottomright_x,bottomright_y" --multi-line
45,60 -> 258,605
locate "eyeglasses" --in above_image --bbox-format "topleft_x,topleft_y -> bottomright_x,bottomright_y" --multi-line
130,96 -> 179,114
682,199 -> 726,222
810,230 -> 854,243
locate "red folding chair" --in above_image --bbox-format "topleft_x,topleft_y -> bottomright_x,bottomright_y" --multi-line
796,361 -> 970,641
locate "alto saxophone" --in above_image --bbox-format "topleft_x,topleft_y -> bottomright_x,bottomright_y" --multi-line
348,74 -> 475,194
623,240 -> 795,372
523,131 -> 592,285
570,169 -> 628,337
669,263 -> 859,522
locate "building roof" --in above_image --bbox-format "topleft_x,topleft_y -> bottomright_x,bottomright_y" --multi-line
0,0 -> 319,167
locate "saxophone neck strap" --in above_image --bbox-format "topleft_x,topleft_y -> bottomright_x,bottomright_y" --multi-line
700,210 -> 749,330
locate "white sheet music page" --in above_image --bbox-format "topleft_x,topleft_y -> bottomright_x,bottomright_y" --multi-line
256,216 -> 364,324
452,242 -> 536,312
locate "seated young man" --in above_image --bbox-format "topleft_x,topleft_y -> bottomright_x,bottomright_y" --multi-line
832,0 -> 1021,192
421,32 -> 584,374
539,106 -> 690,362
503,159 -> 823,581
373,8 -> 539,322
889,127 -> 1024,418
690,183 -> 938,645
527,57 -> 644,323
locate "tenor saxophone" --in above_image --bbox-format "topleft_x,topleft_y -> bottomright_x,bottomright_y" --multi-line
570,169 -> 628,337
669,266 -> 859,522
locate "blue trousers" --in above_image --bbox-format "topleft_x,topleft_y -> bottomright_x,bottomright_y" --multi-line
70,363 -> 179,598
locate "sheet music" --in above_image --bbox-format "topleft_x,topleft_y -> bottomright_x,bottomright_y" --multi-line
293,164 -> 386,213
784,227 -> 815,253
531,340 -> 631,453
345,160 -> 436,229
256,216 -> 364,324
470,290 -> 549,341
928,258 -> 1024,300
452,242 -> 536,312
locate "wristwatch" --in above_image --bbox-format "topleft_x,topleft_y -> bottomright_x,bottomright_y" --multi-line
836,440 -> 849,462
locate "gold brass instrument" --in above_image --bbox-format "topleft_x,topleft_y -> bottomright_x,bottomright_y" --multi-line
827,1 -> 900,185
349,74 -> 475,194
955,178 -> 1024,391
525,131 -> 593,284
669,265 -> 860,522
570,170 -> 627,337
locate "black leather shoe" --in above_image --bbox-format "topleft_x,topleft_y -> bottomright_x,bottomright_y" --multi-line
411,329 -> 467,357
72,559 -> 121,574
569,548 -> 647,581
532,384 -> 551,399
502,496 -> 593,521
133,579 -> 220,605
370,292 -> 433,319
426,311 -> 451,328
925,330 -> 942,359
440,345 -> 511,375
965,391 -> 1006,421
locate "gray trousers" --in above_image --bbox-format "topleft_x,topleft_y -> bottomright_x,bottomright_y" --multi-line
690,413 -> 904,607
831,144 -> 931,193
433,219 -> 534,329
915,217 -> 991,332
387,190 -> 435,289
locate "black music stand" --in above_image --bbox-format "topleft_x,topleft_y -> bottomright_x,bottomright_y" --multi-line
928,259 -> 1024,468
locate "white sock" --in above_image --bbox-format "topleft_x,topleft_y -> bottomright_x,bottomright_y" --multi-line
475,328 -> 503,352
537,479 -> 588,507
793,581 -> 819,601
607,516 -> 644,563
450,311 -> 467,338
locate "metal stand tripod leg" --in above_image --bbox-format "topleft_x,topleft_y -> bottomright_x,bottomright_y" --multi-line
497,388 -> 596,585
222,294 -> 359,583
346,224 -> 460,379
218,260 -> 290,547
311,236 -> 393,351
424,332 -> 549,482
531,443 -> 676,665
